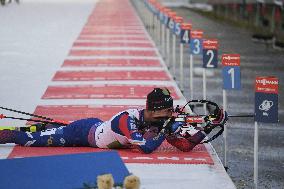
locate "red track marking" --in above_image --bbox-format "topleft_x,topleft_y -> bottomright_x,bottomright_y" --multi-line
82,27 -> 143,31
33,105 -> 141,122
73,42 -> 154,48
5,0 -> 215,166
8,142 -> 213,164
77,36 -> 149,41
82,26 -> 145,31
63,59 -> 162,67
53,70 -> 170,81
80,31 -> 144,35
42,85 -> 180,100
85,24 -> 142,27
69,50 -> 157,57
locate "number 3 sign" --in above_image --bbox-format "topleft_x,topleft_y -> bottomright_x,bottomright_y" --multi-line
222,54 -> 241,90
190,30 -> 203,55
203,39 -> 218,68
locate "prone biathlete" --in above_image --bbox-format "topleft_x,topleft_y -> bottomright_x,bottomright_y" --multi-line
0,88 -> 227,153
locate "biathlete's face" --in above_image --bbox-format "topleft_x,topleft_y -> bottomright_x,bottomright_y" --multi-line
148,108 -> 173,122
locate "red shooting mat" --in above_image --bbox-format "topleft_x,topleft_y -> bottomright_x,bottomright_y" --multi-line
69,50 -> 157,57
82,25 -> 145,31
52,70 -> 170,81
80,31 -> 144,35
77,36 -> 149,41
9,105 -> 214,164
42,85 -> 180,100
85,21 -> 143,28
8,142 -> 213,164
73,41 -> 154,48
81,28 -> 144,31
62,59 -> 161,67
33,105 -> 143,122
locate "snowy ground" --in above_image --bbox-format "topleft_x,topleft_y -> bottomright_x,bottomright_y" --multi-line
0,0 -> 95,126
0,1 -> 236,189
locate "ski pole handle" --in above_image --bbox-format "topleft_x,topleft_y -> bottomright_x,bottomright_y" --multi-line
0,114 -> 6,119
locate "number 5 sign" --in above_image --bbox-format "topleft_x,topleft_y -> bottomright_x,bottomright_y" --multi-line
222,54 -> 241,90
203,39 -> 218,68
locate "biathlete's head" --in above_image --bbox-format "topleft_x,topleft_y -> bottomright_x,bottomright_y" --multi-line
144,87 -> 174,122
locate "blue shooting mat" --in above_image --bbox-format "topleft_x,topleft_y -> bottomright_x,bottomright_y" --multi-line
0,151 -> 130,189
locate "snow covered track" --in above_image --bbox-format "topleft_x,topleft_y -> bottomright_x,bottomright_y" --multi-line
0,0 -> 235,188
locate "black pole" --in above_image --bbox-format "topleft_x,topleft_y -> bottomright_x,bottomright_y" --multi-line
0,106 -> 54,121
3,115 -> 68,126
228,114 -> 255,118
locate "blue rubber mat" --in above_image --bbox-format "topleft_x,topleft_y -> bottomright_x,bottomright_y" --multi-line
0,151 -> 129,189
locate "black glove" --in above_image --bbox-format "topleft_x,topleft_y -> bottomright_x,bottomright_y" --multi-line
204,109 -> 228,134
212,109 -> 228,125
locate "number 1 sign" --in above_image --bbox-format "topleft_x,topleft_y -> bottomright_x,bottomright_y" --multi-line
222,54 -> 241,90
203,39 -> 218,68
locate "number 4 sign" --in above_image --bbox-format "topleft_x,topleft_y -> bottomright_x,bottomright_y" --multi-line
222,54 -> 241,90
180,23 -> 192,44
203,39 -> 218,68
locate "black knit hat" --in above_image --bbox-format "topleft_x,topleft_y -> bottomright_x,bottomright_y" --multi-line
146,88 -> 173,111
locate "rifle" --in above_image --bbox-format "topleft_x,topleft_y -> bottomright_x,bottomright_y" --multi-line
166,100 -> 254,143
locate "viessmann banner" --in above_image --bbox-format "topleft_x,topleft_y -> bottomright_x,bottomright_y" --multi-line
255,77 -> 279,123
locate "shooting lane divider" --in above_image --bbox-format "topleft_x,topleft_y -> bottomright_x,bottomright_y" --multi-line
162,8 -> 171,63
202,39 -> 219,114
166,11 -> 176,69
190,30 -> 204,99
172,16 -> 183,78
154,3 -> 163,49
221,53 -> 241,171
180,23 -> 192,92
158,6 -> 165,52
254,76 -> 279,189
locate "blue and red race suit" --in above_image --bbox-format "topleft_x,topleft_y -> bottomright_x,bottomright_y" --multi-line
0,109 -> 206,153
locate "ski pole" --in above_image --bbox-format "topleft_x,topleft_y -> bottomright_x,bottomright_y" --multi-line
228,114 -> 255,118
0,114 -> 68,126
0,106 -> 54,121
0,106 -> 68,124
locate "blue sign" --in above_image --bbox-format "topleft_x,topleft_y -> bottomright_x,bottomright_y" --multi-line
255,77 -> 279,123
203,49 -> 218,68
159,11 -> 164,22
180,29 -> 190,44
168,18 -> 175,30
174,22 -> 181,35
163,15 -> 169,25
222,66 -> 241,90
255,93 -> 278,123
190,38 -> 203,55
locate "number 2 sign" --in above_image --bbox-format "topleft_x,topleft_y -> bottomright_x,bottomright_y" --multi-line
222,54 -> 241,90
203,39 -> 218,68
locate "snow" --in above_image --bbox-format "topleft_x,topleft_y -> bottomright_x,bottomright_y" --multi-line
0,0 -> 94,126
0,0 -> 236,188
